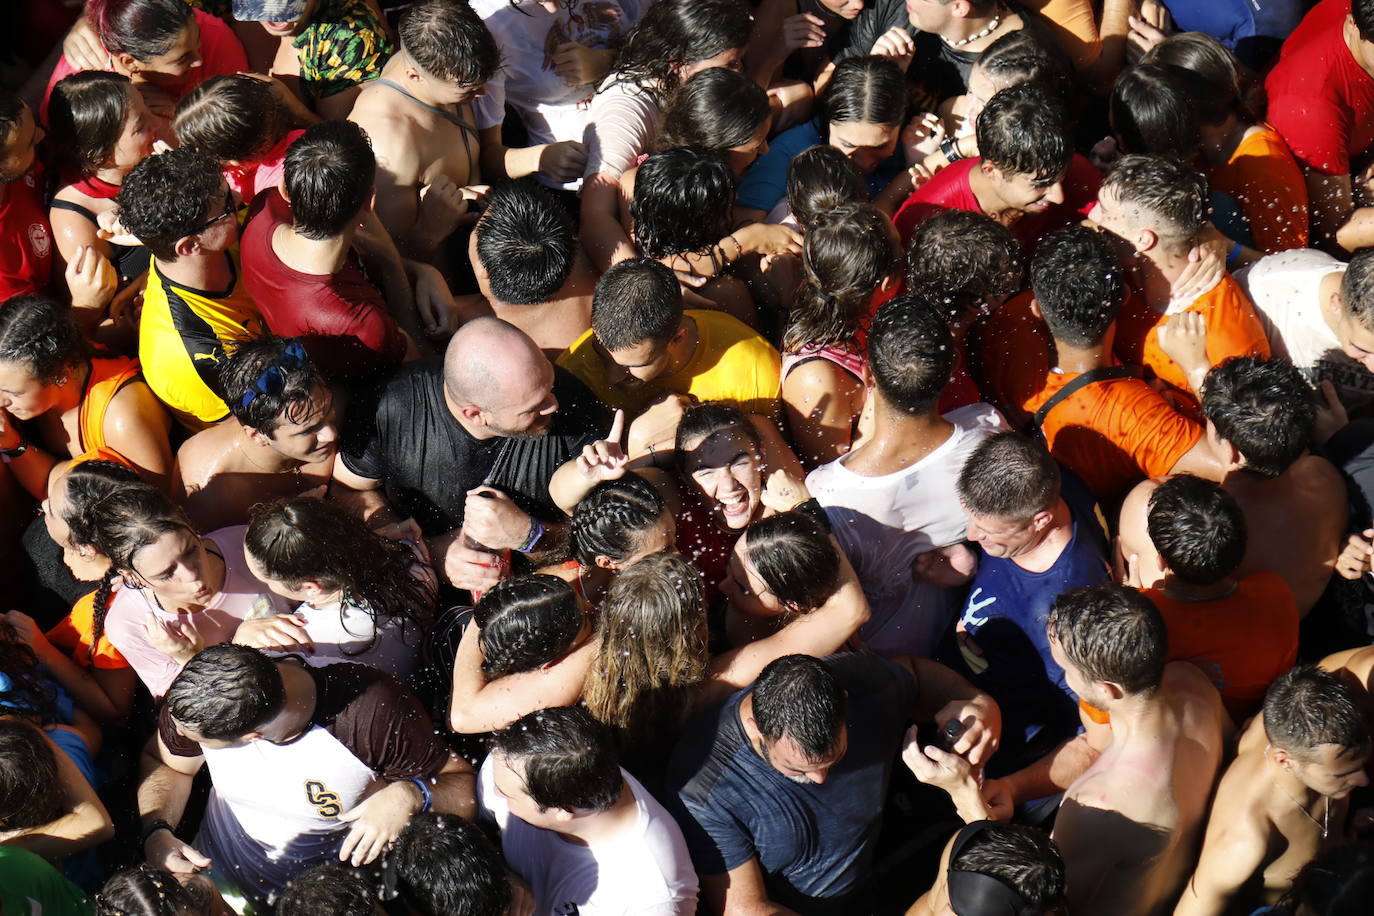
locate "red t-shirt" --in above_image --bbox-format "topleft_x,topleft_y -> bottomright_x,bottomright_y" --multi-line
893,154 -> 1102,250
1266,0 -> 1374,176
0,164 -> 54,302
224,129 -> 306,205
240,188 -> 407,379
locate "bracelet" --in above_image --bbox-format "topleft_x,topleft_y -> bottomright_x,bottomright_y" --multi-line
1225,239 -> 1242,268
940,136 -> 965,163
140,819 -> 175,849
407,777 -> 433,813
0,438 -> 27,463
518,517 -> 545,553
720,234 -> 742,263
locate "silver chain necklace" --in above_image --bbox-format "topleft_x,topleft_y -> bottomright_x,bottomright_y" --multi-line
1273,775 -> 1330,839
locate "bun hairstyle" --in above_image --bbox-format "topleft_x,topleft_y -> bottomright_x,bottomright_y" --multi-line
783,202 -> 895,354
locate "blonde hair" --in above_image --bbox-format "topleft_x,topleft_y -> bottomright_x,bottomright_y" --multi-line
582,552 -> 707,751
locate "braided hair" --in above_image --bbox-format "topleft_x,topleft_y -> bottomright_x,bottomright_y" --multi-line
95,864 -> 217,916
571,475 -> 668,570
473,575 -> 583,680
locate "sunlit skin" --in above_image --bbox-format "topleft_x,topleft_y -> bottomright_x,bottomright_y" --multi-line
753,721 -> 850,785
115,20 -> 204,87
597,337 -> 674,390
127,528 -> 226,609
104,86 -> 158,173
727,119 -> 772,178
829,119 -> 899,174
963,510 -> 1039,560
461,359 -> 560,439
257,385 -> 339,465
489,751 -> 566,829
0,360 -> 70,421
680,46 -> 746,82
1280,742 -> 1372,800
680,429 -> 765,531
719,539 -> 786,617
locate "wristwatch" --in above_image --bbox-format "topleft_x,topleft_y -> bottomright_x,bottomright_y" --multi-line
940,136 -> 965,162
0,439 -> 26,463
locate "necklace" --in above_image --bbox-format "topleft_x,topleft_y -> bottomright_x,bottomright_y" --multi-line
238,439 -> 303,479
944,9 -> 1002,48
1273,775 -> 1329,839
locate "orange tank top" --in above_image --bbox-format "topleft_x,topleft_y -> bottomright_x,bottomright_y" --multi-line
78,357 -> 141,458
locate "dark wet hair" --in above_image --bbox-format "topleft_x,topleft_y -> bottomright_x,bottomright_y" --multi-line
907,208 -> 1021,328
174,74 -> 289,164
591,257 -> 683,350
284,121 -> 376,240
1264,666 -> 1370,757
1142,32 -> 1256,126
975,29 -> 1072,102
88,0 -> 193,63
492,706 -> 622,812
752,654 -> 846,760
476,180 -> 576,306
957,432 -> 1061,523
786,144 -> 868,230
1029,225 -> 1126,348
571,473 -> 668,568
675,400 -> 761,459
608,0 -> 753,103
96,865 -> 219,916
868,295 -> 953,416
1101,154 -> 1208,246
784,203 -> 895,354
743,511 -> 842,612
277,865 -> 379,916
474,575 -> 582,679
1341,248 -> 1374,332
658,67 -> 770,152
0,719 -> 65,832
1146,474 -> 1246,585
219,336 -> 325,436
1201,357 -> 1314,479
817,55 -> 907,132
0,295 -> 89,384
164,644 -> 286,741
631,146 -> 735,259
400,0 -> 501,88
1110,64 -> 1200,160
977,82 -> 1071,182
117,147 -> 225,261
385,813 -> 513,916
1047,586 -> 1167,695
48,71 -> 134,178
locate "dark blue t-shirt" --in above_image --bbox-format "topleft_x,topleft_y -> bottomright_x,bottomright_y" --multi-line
665,652 -> 918,912
941,484 -> 1109,770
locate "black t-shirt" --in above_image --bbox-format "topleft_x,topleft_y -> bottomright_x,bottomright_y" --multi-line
340,360 -> 609,536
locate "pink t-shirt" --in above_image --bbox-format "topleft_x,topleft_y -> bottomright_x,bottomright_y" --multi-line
41,9 -> 247,123
103,525 -> 291,698
224,129 -> 306,205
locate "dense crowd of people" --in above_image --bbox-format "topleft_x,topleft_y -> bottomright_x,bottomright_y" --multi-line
6,0 -> 1374,913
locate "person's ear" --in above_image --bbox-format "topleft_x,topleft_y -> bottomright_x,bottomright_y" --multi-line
173,233 -> 202,259
979,159 -> 999,181
114,52 -> 139,75
1134,227 -> 1158,255
593,554 -> 617,571
1101,680 -> 1127,703
878,270 -> 901,294
243,425 -> 274,448
243,731 -> 265,743
1030,509 -> 1054,533
552,807 -> 578,823
300,580 -> 328,601
1028,295 -> 1043,320
458,402 -> 487,427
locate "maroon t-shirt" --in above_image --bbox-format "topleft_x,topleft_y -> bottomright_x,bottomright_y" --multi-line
1266,0 -> 1374,177
239,188 -> 406,379
894,154 -> 1101,252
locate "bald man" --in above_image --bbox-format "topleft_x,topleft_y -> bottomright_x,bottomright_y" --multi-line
335,317 -> 609,592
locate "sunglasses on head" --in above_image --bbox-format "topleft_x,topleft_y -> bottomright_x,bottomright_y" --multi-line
236,341 -> 309,411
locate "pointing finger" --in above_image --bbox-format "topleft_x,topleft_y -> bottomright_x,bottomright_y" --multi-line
608,408 -> 625,443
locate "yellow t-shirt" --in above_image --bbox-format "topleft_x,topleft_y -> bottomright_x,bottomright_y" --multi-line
558,310 -> 782,417
138,252 -> 264,431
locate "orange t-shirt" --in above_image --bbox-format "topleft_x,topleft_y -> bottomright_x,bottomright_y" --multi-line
45,590 -> 130,670
1209,126 -> 1310,255
1113,275 -> 1271,395
1149,572 -> 1299,723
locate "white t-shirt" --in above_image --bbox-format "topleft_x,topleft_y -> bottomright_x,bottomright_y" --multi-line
474,0 -> 648,189
277,600 -> 419,680
478,759 -> 699,916
806,403 -> 1008,657
1236,248 -> 1374,411
582,78 -> 661,180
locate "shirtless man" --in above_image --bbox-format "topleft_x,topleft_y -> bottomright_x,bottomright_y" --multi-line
348,0 -> 498,264
469,180 -> 594,359
173,336 -> 336,533
1047,585 -> 1225,914
1174,666 -> 1371,915
1118,357 -> 1347,614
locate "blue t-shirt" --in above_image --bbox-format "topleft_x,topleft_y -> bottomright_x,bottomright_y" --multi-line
941,486 -> 1109,770
666,652 -> 918,912
1164,0 -> 1303,66
734,120 -> 902,214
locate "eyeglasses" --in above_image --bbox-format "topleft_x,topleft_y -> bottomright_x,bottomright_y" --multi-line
184,189 -> 236,238
236,341 -> 309,411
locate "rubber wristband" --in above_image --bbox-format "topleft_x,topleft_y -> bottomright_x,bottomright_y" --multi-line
140,819 -> 174,849
518,518 -> 545,553
1225,240 -> 1242,268
940,136 -> 964,163
407,777 -> 433,813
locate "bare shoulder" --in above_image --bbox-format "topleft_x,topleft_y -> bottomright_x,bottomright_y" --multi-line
1320,645 -> 1374,699
173,424 -> 233,492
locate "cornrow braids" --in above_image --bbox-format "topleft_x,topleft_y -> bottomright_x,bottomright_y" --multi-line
474,575 -> 582,680
571,475 -> 667,569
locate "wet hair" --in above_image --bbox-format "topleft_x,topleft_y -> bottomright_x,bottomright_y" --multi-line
246,497 -> 432,654
631,146 -> 735,259
284,121 -> 376,240
277,865 -> 379,916
385,813 -> 512,916
752,654 -> 846,760
743,511 -> 842,612
0,719 -> 65,832
906,208 -> 1021,328
476,180 -> 576,306
957,432 -> 1061,523
658,67 -> 770,152
1264,666 -> 1370,757
0,295 -> 89,385
1340,248 -> 1374,332
0,620 -> 59,723
786,144 -> 868,230
1029,225 -> 1126,348
399,0 -> 501,88
1280,843 -> 1374,916
491,706 -> 623,812
473,575 -> 582,679
1200,357 -> 1314,479
591,257 -> 683,350
164,644 -> 286,741
1101,154 -> 1208,247
85,483 -> 198,664
47,71 -> 135,178
88,0 -> 193,63
58,459 -> 143,553
219,336 -> 326,435
1146,474 -> 1246,585
608,0 -> 753,103
817,55 -> 907,133
117,147 -> 225,261
868,294 -> 954,416
783,203 -> 896,354
974,29 -> 1072,102
977,82 -> 1071,182
1046,586 -> 1167,696
0,92 -> 25,145
571,473 -> 668,569
1110,64 -> 1200,160
95,865 -> 219,916
675,400 -> 761,460
174,74 -> 289,164
1354,0 -> 1374,42
583,552 -> 707,750
950,822 -> 1067,913
1142,32 -> 1255,127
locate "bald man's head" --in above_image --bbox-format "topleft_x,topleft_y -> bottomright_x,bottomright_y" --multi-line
443,317 -> 558,439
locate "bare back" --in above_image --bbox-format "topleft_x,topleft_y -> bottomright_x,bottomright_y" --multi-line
1056,663 -> 1226,915
1226,456 -> 1347,614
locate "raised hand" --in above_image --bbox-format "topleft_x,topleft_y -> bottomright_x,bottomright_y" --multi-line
575,408 -> 629,483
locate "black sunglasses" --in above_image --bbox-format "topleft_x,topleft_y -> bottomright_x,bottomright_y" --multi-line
184,189 -> 236,238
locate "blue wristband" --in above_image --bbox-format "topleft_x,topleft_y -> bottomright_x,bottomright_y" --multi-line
518,518 -> 545,553
1226,240 -> 1242,268
407,777 -> 432,813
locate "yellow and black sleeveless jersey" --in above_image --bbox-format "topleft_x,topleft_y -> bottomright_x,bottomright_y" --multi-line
138,251 -> 264,431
